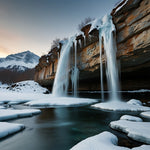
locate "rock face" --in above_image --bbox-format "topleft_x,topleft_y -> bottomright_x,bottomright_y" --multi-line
113,0 -> 150,90
35,0 -> 150,91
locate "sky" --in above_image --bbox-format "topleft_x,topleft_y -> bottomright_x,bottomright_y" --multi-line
0,0 -> 119,57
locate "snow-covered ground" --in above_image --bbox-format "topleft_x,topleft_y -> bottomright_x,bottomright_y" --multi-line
140,111 -> 150,119
0,122 -> 25,139
0,109 -> 41,121
0,106 -> 5,109
0,80 -> 49,104
70,131 -> 150,150
0,80 -> 97,107
110,119 -> 150,144
0,80 -> 48,93
120,115 -> 143,122
92,99 -> 150,111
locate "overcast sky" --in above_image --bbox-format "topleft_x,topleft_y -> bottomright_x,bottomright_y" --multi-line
0,0 -> 119,57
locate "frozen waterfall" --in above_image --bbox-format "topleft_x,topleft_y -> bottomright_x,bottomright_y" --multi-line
52,37 -> 75,96
99,15 -> 120,101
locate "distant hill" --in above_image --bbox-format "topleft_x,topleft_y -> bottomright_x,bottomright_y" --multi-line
0,51 -> 39,83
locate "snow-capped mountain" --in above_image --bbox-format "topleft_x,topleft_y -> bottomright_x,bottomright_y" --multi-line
0,51 -> 39,72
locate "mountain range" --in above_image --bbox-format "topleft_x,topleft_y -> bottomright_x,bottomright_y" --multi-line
0,51 -> 39,83
0,50 -> 39,72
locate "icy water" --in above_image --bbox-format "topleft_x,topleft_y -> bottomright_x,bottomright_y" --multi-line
0,92 -> 150,150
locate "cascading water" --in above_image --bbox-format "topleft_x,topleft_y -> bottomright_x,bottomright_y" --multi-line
71,41 -> 79,97
52,37 -> 75,96
99,15 -> 120,101
99,36 -> 104,101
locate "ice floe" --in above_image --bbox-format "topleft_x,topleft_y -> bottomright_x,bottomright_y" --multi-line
0,122 -> 25,139
0,109 -> 41,121
140,111 -> 150,119
120,115 -> 143,122
0,106 -> 5,109
26,97 -> 97,107
70,131 -> 150,150
110,120 -> 150,144
92,100 -> 150,111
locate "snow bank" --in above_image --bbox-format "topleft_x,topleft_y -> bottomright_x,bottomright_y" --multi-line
132,145 -> 150,150
71,131 -> 150,150
0,80 -> 49,104
0,109 -> 41,121
1,80 -> 48,93
0,92 -> 49,103
0,122 -> 25,139
91,100 -> 150,111
26,97 -> 97,107
127,99 -> 142,106
140,111 -> 150,119
0,106 -> 5,109
110,120 -> 150,144
120,115 -> 143,122
71,131 -> 129,150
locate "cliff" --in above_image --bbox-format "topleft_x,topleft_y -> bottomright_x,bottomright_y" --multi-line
35,0 -> 150,91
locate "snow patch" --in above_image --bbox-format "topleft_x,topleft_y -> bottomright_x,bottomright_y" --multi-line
0,109 -> 41,121
1,80 -> 47,93
71,131 -> 150,150
140,111 -> 150,119
26,97 -> 97,108
0,106 -> 5,109
71,131 -> 129,150
0,122 -> 25,139
91,100 -> 150,111
110,120 -> 150,144
120,115 -> 143,122
127,99 -> 142,106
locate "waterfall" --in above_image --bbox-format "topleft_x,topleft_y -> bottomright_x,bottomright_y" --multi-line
99,36 -> 104,101
71,41 -> 79,97
52,37 -> 75,96
99,15 -> 120,101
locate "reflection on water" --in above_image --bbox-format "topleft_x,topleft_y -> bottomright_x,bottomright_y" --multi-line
0,106 -> 141,150
0,92 -> 149,150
